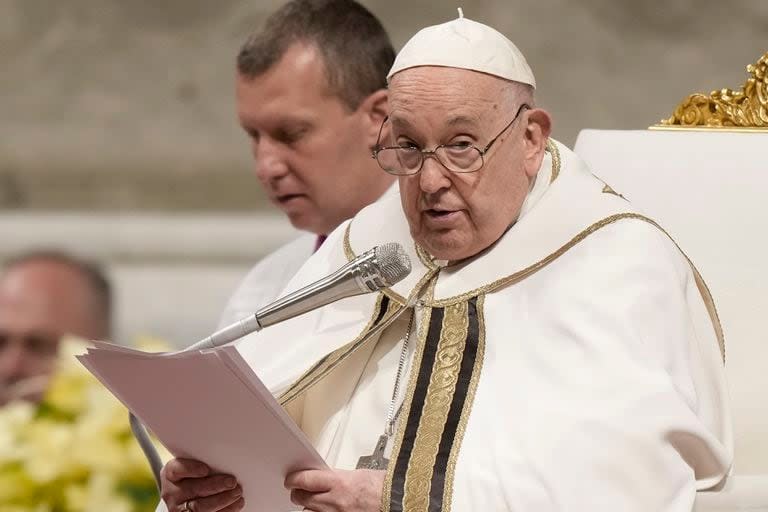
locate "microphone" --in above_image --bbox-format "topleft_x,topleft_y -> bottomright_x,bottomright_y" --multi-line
133,242 -> 412,489
189,242 -> 412,351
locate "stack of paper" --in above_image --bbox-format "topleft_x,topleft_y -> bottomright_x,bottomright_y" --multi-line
78,342 -> 326,511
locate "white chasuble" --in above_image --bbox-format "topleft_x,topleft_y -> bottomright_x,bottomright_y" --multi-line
235,140 -> 732,512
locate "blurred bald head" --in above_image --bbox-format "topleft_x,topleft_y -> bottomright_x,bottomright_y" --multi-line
0,251 -> 112,404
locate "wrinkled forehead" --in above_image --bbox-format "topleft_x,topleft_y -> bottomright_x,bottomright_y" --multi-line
388,66 -> 508,126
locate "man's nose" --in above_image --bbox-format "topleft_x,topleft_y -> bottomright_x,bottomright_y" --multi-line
418,155 -> 452,194
252,138 -> 289,183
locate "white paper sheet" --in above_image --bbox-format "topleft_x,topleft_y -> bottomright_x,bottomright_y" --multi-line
78,343 -> 326,512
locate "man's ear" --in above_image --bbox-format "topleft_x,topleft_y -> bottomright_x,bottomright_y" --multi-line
357,89 -> 389,148
522,108 -> 553,178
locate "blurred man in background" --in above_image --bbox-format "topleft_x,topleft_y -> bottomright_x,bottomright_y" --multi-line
218,0 -> 396,327
0,250 -> 112,404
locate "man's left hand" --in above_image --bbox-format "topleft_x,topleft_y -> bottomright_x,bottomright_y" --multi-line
285,468 -> 385,512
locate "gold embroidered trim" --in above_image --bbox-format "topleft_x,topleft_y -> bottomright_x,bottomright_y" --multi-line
402,301 -> 470,512
426,213 -> 725,363
342,221 -> 356,261
278,294 -> 394,406
280,241 -> 442,403
689,259 -> 727,364
382,278 -> 437,512
428,215 -> 632,307
442,294 -> 487,511
415,243 -> 439,271
341,148 -> 724,364
546,138 -> 561,183
601,183 -> 626,200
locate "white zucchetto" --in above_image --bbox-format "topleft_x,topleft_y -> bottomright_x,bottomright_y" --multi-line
387,8 -> 536,88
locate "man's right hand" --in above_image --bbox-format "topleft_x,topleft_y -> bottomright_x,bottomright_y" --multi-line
160,458 -> 244,512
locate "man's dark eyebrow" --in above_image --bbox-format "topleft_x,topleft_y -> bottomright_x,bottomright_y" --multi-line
239,122 -> 259,138
389,116 -> 414,130
240,117 -> 313,132
277,119 -> 313,132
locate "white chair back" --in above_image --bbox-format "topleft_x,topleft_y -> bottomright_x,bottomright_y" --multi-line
574,129 -> 768,475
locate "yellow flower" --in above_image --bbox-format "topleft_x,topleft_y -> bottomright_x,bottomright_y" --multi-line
21,420 -> 82,484
42,337 -> 98,416
81,473 -> 134,512
0,336 -> 169,512
0,401 -> 35,460
0,464 -> 36,502
2,506 -> 51,512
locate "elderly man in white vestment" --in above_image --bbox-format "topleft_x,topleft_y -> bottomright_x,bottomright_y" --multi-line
158,12 -> 733,512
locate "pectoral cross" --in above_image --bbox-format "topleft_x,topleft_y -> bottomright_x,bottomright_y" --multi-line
356,434 -> 389,470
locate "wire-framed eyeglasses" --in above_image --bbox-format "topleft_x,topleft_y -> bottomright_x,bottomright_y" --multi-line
372,104 -> 531,176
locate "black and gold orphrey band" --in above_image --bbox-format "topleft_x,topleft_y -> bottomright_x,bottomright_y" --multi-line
386,295 -> 486,512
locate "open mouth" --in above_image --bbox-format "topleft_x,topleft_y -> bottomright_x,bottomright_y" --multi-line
424,209 -> 462,225
276,194 -> 305,204
426,209 -> 457,218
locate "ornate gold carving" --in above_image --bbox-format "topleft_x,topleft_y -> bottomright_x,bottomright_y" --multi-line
656,51 -> 768,129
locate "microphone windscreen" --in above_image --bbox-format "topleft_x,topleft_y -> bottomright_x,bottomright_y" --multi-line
374,243 -> 412,287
